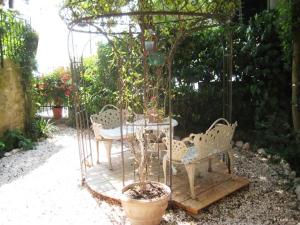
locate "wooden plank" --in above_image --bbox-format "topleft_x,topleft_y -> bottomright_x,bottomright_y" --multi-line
172,172 -> 233,202
177,177 -> 249,214
85,150 -> 249,215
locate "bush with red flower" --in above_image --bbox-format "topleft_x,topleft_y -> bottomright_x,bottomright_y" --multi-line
36,67 -> 73,107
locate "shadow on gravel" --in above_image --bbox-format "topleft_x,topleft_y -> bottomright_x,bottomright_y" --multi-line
0,127 -> 70,187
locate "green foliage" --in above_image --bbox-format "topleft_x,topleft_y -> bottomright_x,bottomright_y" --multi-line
276,0 -> 292,67
0,117 -> 55,157
32,77 -> 45,109
174,10 -> 290,139
81,52 -> 118,114
82,39 -> 144,114
172,83 -> 223,136
172,9 -> 299,173
61,0 -> 239,25
173,28 -> 224,84
29,117 -> 57,140
1,129 -> 34,151
234,10 -> 299,174
0,141 -> 5,151
234,10 -> 290,129
0,141 -> 5,157
171,28 -> 225,134
0,9 -> 38,133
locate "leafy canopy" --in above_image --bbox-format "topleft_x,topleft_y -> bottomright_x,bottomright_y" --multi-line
60,0 -> 239,34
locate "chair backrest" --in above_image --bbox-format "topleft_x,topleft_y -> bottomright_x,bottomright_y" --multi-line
192,118 -> 237,160
162,136 -> 188,162
90,104 -> 127,129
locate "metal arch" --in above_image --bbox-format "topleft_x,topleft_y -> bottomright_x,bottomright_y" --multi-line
64,0 -> 237,198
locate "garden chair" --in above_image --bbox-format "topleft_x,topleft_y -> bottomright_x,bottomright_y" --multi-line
90,104 -> 128,170
162,118 -> 237,199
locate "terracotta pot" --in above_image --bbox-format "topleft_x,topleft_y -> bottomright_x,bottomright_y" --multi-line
121,181 -> 171,225
53,106 -> 63,119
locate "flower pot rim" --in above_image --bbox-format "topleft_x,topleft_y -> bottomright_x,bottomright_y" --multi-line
121,181 -> 171,203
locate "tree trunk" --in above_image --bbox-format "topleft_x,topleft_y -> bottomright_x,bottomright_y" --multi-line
291,0 -> 300,131
292,31 -> 300,130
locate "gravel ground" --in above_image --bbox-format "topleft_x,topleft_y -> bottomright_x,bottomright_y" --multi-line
0,125 -> 299,225
0,125 -> 111,225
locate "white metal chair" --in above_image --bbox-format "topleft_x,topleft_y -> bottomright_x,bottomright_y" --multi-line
90,104 -> 128,169
162,118 -> 237,199
162,135 -> 189,179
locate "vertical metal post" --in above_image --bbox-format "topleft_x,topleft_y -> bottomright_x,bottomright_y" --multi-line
119,93 -> 125,187
228,30 -> 233,123
75,109 -> 85,183
222,27 -> 233,122
117,54 -> 125,186
222,51 -> 227,118
85,110 -> 94,166
167,59 -> 173,199
79,109 -> 87,174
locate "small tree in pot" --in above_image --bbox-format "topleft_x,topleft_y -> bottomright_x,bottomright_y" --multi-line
121,126 -> 171,225
119,17 -> 171,225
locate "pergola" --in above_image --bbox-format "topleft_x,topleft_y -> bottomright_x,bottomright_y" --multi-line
59,0 -> 245,214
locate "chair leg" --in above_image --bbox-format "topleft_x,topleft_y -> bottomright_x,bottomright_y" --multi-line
208,158 -> 212,172
163,154 -> 168,184
96,140 -> 100,164
103,140 -> 113,170
227,150 -> 233,174
185,164 -> 196,199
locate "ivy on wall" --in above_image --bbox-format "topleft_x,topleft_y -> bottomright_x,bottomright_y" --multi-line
0,9 -> 38,133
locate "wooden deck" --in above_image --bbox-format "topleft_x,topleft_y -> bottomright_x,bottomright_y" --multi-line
85,141 -> 249,214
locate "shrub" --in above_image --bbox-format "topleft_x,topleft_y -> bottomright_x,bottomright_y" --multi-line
1,130 -> 34,151
30,117 -> 56,139
0,141 -> 5,151
0,141 -> 5,157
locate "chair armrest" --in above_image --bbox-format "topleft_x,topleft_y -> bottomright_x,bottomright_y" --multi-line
181,133 -> 196,145
100,104 -> 119,113
162,137 -> 189,161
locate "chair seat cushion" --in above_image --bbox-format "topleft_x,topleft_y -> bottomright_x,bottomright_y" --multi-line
181,146 -> 199,164
181,146 -> 230,164
98,126 -> 135,140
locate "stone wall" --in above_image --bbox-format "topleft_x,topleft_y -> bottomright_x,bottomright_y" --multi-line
0,59 -> 25,135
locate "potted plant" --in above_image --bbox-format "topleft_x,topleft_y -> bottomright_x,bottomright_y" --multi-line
38,67 -> 72,119
121,125 -> 170,225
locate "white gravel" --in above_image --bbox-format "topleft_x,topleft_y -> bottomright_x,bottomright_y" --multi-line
0,125 -> 111,225
0,125 -> 299,225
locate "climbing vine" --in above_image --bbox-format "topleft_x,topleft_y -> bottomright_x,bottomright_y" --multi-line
0,9 -> 38,133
